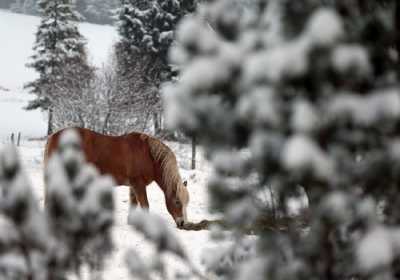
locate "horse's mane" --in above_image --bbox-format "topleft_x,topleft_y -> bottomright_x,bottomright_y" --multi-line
145,135 -> 184,197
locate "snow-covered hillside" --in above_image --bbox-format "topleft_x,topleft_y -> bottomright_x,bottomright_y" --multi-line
0,10 -> 117,140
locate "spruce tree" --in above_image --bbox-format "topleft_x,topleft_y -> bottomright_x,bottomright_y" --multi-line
164,0 -> 400,279
9,0 -> 24,13
114,0 -> 198,134
25,0 -> 92,135
10,0 -> 39,15
84,0 -> 118,24
0,0 -> 13,9
117,0 -> 197,66
22,0 -> 38,15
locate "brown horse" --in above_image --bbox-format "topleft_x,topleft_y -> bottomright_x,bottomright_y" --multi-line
44,127 -> 190,227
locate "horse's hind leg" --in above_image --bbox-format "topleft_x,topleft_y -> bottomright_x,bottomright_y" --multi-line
136,185 -> 149,209
129,186 -> 139,208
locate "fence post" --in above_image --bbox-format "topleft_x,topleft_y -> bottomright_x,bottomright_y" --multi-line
191,135 -> 196,170
17,132 -> 21,147
10,133 -> 14,145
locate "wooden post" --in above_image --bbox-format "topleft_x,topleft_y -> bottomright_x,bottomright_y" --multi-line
17,132 -> 21,147
191,135 -> 196,170
268,185 -> 277,222
10,133 -> 14,144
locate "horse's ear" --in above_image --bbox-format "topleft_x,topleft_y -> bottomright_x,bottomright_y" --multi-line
183,180 -> 187,187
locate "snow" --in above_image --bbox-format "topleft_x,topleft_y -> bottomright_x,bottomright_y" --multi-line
173,16 -> 219,64
0,10 -> 117,140
211,149 -> 249,176
0,252 -> 28,278
357,226 -> 393,272
282,135 -> 334,180
0,215 -> 20,247
236,257 -> 266,280
3,140 -> 217,279
328,89 -> 400,126
128,208 -> 186,258
305,8 -> 343,47
237,87 -> 281,128
320,191 -> 350,223
244,37 -> 310,84
356,202 -> 400,274
332,44 -> 371,76
291,99 -> 319,133
243,8 -> 343,86
125,249 -> 151,279
180,54 -> 237,92
0,92 -> 47,142
390,140 -> 400,161
201,237 -> 257,276
225,198 -> 258,226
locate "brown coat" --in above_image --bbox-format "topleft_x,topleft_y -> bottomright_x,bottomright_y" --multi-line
44,127 -> 189,226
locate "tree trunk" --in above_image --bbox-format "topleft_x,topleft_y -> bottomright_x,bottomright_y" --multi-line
153,112 -> 161,135
47,107 -> 54,135
102,110 -> 112,135
268,185 -> 277,222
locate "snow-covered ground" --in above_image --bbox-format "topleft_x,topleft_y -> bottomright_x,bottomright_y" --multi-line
0,10 -> 117,140
0,10 -> 219,278
13,139 -> 216,279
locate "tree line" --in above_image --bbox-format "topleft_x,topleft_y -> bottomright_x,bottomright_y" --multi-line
3,0 -> 118,25
25,0 -> 197,137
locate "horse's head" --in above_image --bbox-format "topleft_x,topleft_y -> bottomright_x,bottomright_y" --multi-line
166,180 -> 189,228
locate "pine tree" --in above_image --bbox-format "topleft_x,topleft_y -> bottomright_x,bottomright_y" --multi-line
10,0 -> 38,15
0,0 -> 14,9
164,0 -> 400,279
84,0 -> 118,24
117,0 -> 197,65
0,145 -> 49,279
25,0 -> 92,135
0,131 -> 114,279
45,129 -> 115,278
114,0 -> 198,134
9,0 -> 24,13
22,0 -> 38,15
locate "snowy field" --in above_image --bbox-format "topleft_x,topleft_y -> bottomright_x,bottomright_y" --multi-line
0,10 -> 117,140
9,139 -> 217,279
0,10 -> 220,279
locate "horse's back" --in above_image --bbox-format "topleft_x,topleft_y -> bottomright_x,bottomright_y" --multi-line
44,127 -> 156,186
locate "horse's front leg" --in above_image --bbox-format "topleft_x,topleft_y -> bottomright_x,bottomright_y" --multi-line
135,185 -> 149,209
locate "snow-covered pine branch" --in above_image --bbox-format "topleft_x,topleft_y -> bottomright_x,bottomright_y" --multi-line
163,0 -> 400,278
45,129 -> 115,278
127,208 -> 208,280
0,129 -> 115,279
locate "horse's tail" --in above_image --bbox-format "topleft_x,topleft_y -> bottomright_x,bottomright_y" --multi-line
144,135 -> 181,197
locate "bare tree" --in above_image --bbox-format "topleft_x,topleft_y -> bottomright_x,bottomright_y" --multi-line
50,53 -> 160,135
